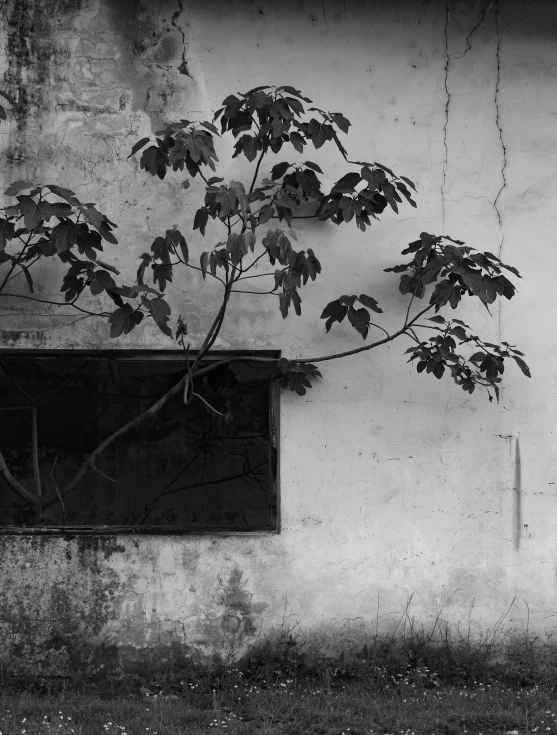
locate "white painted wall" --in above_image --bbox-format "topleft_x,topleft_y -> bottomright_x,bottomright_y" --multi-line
0,0 -> 556,674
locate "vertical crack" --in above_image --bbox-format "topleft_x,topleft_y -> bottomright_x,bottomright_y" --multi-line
171,0 -> 192,79
453,0 -> 496,60
441,0 -> 450,232
493,1 -> 506,259
442,1 -> 498,233
490,1 -> 506,355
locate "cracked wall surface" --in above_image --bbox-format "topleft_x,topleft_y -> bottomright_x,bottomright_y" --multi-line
1,0 -> 557,674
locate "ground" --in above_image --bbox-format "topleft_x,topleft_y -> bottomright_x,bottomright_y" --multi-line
1,669 -> 556,735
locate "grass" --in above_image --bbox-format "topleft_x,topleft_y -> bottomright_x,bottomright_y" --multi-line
1,613 -> 557,735
0,676 -> 556,735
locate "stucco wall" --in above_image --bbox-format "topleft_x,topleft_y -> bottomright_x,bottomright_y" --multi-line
1,0 -> 556,675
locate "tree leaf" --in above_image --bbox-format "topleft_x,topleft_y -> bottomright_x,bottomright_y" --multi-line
51,221 -> 76,253
243,232 -> 256,252
304,160 -> 323,174
4,181 -> 34,197
200,251 -> 210,279
127,137 -> 150,159
279,292 -> 291,319
271,162 -> 291,180
358,294 -> 383,313
289,132 -> 306,153
108,304 -> 144,338
45,184 -> 79,205
215,188 -> 237,219
400,175 -> 417,192
193,207 -> 209,236
18,196 -> 44,230
320,299 -> 348,332
330,112 -> 351,134
148,297 -> 172,337
166,229 -> 189,264
347,306 -> 370,338
512,355 -> 531,378
200,120 -> 219,135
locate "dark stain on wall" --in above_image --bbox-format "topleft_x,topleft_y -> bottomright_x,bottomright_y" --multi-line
4,0 -> 78,144
105,0 -> 191,127
0,535 -> 132,675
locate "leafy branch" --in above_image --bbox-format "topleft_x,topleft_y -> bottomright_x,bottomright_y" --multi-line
0,83 -> 529,524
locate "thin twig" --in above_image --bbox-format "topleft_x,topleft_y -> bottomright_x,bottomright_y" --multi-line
30,403 -> 42,501
192,391 -> 228,417
0,449 -> 38,505
49,458 -> 67,526
0,293 -> 109,317
90,464 -> 116,483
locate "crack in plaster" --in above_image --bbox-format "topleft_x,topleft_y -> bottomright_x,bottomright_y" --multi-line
441,0 -> 450,231
453,1 -> 496,60
442,2 -> 503,236
493,2 -> 506,258
171,0 -> 192,79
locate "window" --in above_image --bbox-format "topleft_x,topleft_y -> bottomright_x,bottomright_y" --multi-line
0,351 -> 278,533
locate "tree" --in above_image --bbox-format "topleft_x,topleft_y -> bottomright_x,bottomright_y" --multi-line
0,84 -> 530,525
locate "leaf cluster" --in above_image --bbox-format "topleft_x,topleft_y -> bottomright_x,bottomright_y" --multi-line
270,359 -> 322,396
0,181 -> 118,300
386,232 -> 519,312
321,294 -> 382,338
405,315 -> 530,401
106,84 -> 530,401
131,120 -> 219,180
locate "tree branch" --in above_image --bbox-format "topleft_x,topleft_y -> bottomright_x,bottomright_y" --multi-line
30,403 -> 42,502
0,293 -> 109,317
249,149 -> 267,195
0,449 -> 39,506
192,391 -> 228,416
45,373 -> 188,508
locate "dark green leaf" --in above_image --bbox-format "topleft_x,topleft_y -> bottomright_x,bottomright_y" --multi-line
200,251 -> 210,279
90,269 -> 116,296
193,207 -> 209,236
4,181 -> 34,197
147,297 -> 172,337
127,137 -> 150,159
215,188 -> 237,219
136,253 -> 151,285
304,160 -> 323,174
200,121 -> 219,135
320,299 -> 348,332
109,304 -> 144,338
512,355 -> 531,378
51,221 -> 76,253
330,112 -> 351,134
167,229 -> 189,264
279,292 -> 291,319
18,196 -> 44,230
289,132 -> 306,153
271,162 -> 291,180
358,294 -> 383,313
45,184 -> 79,205
400,175 -> 417,192
347,306 -> 370,339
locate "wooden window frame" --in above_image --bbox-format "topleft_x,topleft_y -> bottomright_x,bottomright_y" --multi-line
0,349 -> 280,536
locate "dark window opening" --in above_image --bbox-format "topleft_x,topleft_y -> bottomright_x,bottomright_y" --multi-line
0,351 -> 279,533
